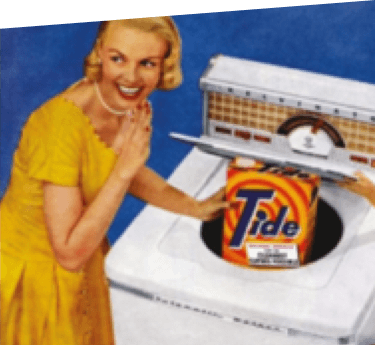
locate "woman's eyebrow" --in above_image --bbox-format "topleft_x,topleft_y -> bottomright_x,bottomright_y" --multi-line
108,48 -> 125,56
107,48 -> 163,60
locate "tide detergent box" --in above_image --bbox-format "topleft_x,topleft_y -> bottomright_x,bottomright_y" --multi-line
223,157 -> 320,268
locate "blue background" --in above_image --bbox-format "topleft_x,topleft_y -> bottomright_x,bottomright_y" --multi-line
1,1 -> 375,244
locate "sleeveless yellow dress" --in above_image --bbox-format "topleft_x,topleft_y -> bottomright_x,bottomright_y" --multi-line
1,95 -> 118,345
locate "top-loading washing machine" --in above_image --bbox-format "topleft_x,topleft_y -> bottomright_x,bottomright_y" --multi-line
106,55 -> 375,345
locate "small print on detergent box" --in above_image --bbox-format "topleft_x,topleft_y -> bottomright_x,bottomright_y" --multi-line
223,157 -> 320,269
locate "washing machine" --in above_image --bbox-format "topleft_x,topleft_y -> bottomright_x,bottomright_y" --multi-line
106,55 -> 375,345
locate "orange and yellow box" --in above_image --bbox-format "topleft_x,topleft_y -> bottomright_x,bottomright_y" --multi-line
223,157 -> 320,268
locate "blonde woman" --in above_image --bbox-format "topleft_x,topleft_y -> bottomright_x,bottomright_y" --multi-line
0,17 -> 228,345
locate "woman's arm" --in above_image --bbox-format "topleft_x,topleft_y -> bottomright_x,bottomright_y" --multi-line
44,104 -> 151,272
129,166 -> 229,221
337,171 -> 375,207
44,174 -> 131,272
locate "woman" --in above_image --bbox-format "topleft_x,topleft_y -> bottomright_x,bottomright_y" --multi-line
0,17 -> 228,345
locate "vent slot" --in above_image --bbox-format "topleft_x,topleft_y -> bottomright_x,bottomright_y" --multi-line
350,155 -> 369,164
234,129 -> 251,140
215,126 -> 232,135
254,134 -> 271,143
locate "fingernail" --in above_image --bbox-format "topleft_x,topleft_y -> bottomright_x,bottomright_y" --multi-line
230,201 -> 242,208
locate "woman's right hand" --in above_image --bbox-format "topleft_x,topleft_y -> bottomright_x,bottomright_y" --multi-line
112,101 -> 152,181
44,102 -> 152,271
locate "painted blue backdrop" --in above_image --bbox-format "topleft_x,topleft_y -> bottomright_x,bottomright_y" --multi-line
1,2 -> 375,244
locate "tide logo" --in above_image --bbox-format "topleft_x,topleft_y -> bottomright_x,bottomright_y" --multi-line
229,190 -> 300,249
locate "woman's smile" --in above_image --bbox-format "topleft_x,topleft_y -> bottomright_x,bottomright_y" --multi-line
116,84 -> 143,100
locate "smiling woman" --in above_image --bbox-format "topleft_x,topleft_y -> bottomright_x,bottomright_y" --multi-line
0,17 -> 228,345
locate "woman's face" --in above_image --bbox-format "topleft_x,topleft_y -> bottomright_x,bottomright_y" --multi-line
97,24 -> 168,111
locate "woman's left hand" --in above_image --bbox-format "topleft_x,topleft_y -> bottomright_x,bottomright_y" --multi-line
336,171 -> 375,205
191,187 -> 230,222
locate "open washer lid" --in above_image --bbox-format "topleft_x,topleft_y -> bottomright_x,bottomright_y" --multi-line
106,148 -> 375,342
169,131 -> 358,181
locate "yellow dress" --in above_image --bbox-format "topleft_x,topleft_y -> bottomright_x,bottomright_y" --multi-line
1,95 -> 118,345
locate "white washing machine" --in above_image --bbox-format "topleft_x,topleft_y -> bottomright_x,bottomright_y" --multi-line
106,55 -> 375,345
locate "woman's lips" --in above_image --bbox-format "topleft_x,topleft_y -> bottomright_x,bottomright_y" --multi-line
117,84 -> 143,101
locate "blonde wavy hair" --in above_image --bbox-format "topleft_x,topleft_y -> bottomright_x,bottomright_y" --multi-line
84,17 -> 182,90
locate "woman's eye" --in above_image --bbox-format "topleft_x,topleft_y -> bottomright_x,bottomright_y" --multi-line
141,60 -> 156,67
111,56 -> 123,63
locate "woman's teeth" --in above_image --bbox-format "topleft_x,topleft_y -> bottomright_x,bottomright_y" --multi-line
118,85 -> 141,95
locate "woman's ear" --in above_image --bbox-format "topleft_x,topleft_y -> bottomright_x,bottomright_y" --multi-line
95,47 -> 103,65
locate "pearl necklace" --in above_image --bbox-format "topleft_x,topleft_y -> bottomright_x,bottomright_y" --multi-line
94,82 -> 131,116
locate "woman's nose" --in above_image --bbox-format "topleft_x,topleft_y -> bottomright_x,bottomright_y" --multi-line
122,63 -> 139,83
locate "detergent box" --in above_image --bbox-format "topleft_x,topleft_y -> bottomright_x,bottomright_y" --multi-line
223,157 -> 320,268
